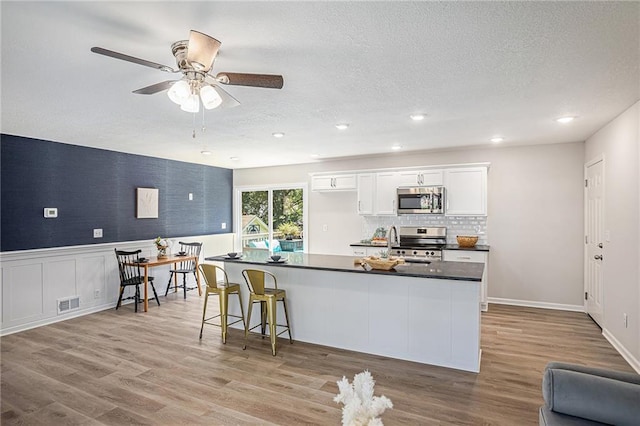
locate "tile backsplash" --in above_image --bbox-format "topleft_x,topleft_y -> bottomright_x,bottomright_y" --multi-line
362,215 -> 488,245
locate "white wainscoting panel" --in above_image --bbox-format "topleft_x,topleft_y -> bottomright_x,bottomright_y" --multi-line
1,233 -> 234,335
45,259 -> 77,316
9,262 -> 44,323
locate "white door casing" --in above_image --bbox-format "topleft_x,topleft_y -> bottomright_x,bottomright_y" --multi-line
585,157 -> 604,326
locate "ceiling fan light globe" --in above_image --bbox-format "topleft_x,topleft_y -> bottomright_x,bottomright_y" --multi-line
180,93 -> 200,113
200,85 -> 223,109
167,80 -> 190,105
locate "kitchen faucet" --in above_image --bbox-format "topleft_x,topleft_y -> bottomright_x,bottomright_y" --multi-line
387,225 -> 399,252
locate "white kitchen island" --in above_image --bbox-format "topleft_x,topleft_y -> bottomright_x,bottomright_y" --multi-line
207,252 -> 484,373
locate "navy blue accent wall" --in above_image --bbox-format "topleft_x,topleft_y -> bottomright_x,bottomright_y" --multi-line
1,134 -> 233,251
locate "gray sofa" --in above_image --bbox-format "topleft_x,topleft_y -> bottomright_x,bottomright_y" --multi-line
539,362 -> 640,426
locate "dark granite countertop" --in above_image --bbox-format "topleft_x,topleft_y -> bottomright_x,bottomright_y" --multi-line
205,252 -> 484,282
350,242 -> 490,252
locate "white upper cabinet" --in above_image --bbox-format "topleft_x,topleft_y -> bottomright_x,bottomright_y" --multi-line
356,173 -> 375,215
374,172 -> 403,215
397,169 -> 443,187
313,164 -> 488,217
444,167 -> 487,216
311,174 -> 357,192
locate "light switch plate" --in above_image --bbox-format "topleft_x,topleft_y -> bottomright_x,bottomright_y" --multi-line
93,228 -> 103,238
189,193 -> 193,201
221,222 -> 226,229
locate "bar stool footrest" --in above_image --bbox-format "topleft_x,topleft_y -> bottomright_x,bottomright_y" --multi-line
246,323 -> 291,335
203,314 -> 245,328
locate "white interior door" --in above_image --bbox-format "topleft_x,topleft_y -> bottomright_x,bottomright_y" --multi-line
585,158 -> 604,326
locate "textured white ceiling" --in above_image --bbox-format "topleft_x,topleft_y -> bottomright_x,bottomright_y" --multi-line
1,1 -> 638,169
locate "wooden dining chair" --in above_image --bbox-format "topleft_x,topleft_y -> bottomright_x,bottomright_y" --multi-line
114,249 -> 160,312
164,241 -> 202,299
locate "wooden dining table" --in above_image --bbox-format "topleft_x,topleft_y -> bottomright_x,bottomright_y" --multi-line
128,254 -> 202,312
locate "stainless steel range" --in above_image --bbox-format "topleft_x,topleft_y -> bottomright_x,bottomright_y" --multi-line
389,226 -> 447,262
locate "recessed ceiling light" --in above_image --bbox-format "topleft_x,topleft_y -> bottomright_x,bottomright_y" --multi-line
556,116 -> 576,124
272,132 -> 285,138
391,145 -> 403,151
490,137 -> 504,143
410,114 -> 426,121
335,123 -> 350,130
200,150 -> 212,155
229,156 -> 239,161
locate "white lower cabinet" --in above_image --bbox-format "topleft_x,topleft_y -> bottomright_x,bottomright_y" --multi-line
443,250 -> 489,311
352,246 -> 388,257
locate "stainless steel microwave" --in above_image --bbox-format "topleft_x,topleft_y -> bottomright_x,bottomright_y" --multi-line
397,186 -> 445,214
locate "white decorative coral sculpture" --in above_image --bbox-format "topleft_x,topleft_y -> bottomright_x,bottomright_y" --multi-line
334,370 -> 393,426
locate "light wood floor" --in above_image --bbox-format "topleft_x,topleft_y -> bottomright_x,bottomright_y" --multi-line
1,293 -> 634,425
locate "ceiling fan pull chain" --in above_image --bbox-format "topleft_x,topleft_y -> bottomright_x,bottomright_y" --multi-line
201,105 -> 206,134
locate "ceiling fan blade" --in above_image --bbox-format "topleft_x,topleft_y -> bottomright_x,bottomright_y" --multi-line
91,47 -> 177,73
187,30 -> 221,72
211,85 -> 241,109
216,72 -> 284,89
204,77 -> 240,109
132,80 -> 178,95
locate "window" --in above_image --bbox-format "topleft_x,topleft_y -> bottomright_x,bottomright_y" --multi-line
236,185 -> 307,253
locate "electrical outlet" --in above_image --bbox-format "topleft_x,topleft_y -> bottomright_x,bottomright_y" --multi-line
93,228 -> 103,238
94,289 -> 100,299
322,224 -> 328,232
623,313 -> 628,328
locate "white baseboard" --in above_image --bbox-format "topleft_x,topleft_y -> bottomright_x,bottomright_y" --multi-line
0,303 -> 115,336
488,297 -> 584,312
602,328 -> 640,374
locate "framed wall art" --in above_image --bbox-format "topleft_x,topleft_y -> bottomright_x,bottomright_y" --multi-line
136,187 -> 159,219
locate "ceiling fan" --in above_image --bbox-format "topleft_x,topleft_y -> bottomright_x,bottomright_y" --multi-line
91,30 -> 284,113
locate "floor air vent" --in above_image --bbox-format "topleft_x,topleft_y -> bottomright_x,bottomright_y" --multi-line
57,296 -> 80,314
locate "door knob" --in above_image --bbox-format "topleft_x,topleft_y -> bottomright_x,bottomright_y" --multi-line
598,243 -> 603,248
594,255 -> 603,260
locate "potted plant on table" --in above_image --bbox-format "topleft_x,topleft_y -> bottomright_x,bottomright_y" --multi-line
154,236 -> 169,258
